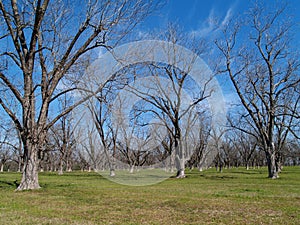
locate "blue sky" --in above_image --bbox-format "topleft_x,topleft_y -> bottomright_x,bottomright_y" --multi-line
138,0 -> 247,107
138,0 -> 300,50
1,0 -> 300,125
136,0 -> 300,108
143,0 -> 300,35
152,0 -> 239,32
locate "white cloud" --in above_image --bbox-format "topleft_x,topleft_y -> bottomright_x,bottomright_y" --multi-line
97,47 -> 107,59
190,7 -> 233,38
221,8 -> 232,27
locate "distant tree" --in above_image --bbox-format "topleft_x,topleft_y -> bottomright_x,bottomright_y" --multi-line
0,142 -> 11,172
186,114 -> 211,171
80,124 -> 104,172
285,139 -> 300,166
216,2 -> 300,178
49,97 -> 79,175
0,123 -> 19,172
210,127 -> 227,172
230,130 -> 258,170
86,89 -> 116,176
122,26 -> 217,178
113,95 -> 155,173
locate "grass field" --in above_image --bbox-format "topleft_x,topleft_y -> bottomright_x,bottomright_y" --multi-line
0,167 -> 299,225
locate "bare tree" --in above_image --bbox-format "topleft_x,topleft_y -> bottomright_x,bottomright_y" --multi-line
284,139 -> 300,166
229,129 -> 258,170
0,124 -> 11,172
10,136 -> 23,172
125,53 -> 213,178
80,124 -> 104,172
86,89 -> 116,176
0,138 -> 11,172
0,0 -> 155,190
186,112 -> 211,171
216,2 -> 300,178
0,122 -> 21,172
49,104 -> 78,174
113,95 -> 155,173
209,127 -> 227,172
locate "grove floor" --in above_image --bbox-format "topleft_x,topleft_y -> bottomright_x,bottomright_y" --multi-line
0,167 -> 299,224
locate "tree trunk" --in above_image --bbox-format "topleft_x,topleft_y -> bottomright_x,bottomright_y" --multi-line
110,169 -> 116,177
176,169 -> 185,178
66,158 -> 72,172
111,144 -> 116,177
16,147 -> 41,191
129,165 -> 134,173
103,146 -> 114,176
219,163 -> 223,173
17,161 -> 22,173
0,163 -> 3,172
275,152 -> 282,173
266,150 -> 279,179
110,157 -> 116,177
168,150 -> 175,172
58,161 -> 64,175
175,138 -> 185,178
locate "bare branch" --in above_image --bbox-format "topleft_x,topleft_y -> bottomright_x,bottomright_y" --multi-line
0,72 -> 23,104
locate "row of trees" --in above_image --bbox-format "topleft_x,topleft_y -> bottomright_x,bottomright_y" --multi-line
1,116 -> 299,173
0,1 -> 299,190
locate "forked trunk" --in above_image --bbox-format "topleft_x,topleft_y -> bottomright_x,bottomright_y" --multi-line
16,148 -> 40,190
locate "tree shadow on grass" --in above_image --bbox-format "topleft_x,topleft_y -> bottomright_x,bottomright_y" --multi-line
0,180 -> 19,188
202,175 -> 237,180
230,170 -> 263,175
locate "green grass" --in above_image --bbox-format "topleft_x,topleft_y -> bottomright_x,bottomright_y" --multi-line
0,167 -> 299,224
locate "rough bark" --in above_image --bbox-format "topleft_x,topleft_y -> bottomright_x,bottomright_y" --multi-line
266,146 -> 279,179
16,145 -> 41,190
175,135 -> 185,178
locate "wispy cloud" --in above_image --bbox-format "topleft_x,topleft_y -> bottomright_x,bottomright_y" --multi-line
190,7 -> 233,38
187,0 -> 198,22
221,8 -> 233,27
